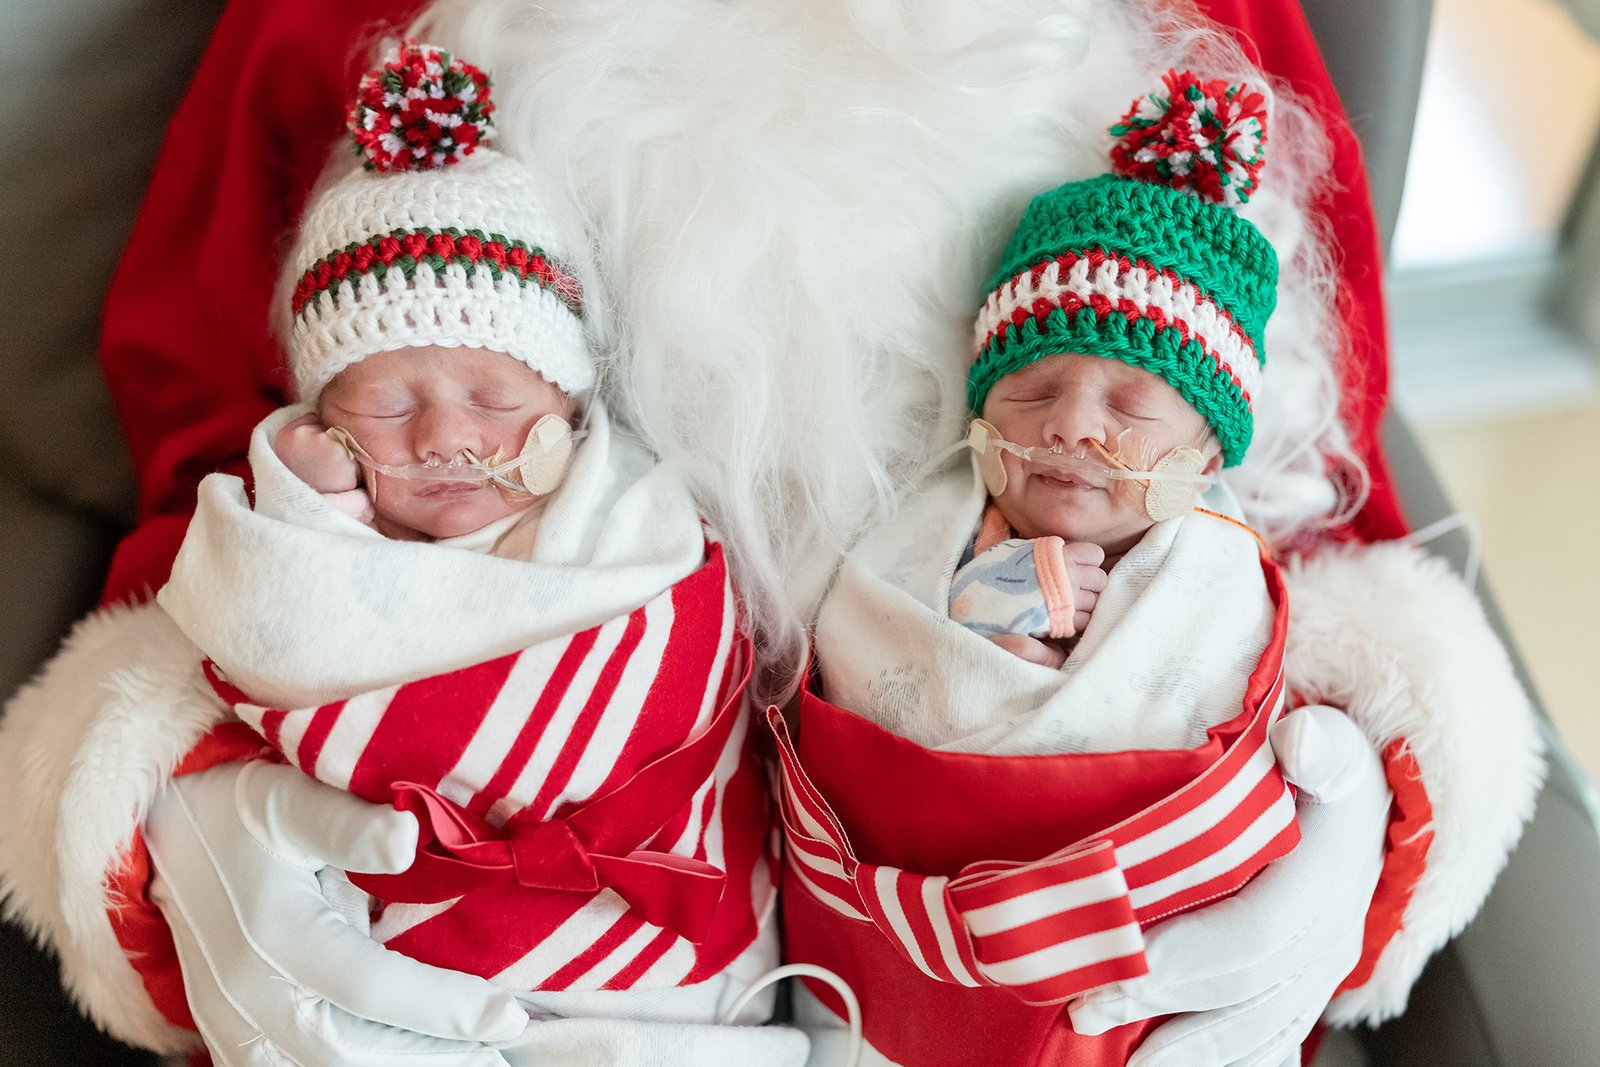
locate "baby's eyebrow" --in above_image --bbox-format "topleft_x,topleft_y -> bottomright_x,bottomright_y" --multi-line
1004,364 -> 1057,387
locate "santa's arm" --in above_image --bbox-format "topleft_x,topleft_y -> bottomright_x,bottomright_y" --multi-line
0,0 -> 423,1043
1283,540 -> 1545,1025
0,602 -> 228,1051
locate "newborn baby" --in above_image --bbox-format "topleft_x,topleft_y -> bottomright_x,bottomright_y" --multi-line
274,341 -> 576,553
949,350 -> 1222,667
785,72 -> 1315,1066
154,43 -> 776,1032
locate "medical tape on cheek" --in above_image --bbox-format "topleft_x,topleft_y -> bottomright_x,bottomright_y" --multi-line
966,418 -> 1011,496
1086,435 -> 1272,554
465,413 -> 577,499
1083,436 -> 1209,522
965,419 -> 1211,521
322,425 -> 380,508
324,414 -> 580,498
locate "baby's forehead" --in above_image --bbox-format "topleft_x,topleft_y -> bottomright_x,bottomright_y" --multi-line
324,345 -> 554,399
1005,352 -> 1169,395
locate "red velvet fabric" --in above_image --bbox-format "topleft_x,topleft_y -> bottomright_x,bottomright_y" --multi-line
92,0 -> 1413,1040
1337,741 -> 1436,996
98,0 -> 428,606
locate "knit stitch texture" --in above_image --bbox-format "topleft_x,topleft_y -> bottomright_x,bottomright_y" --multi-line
969,174 -> 1278,466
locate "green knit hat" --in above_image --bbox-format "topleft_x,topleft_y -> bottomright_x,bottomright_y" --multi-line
968,71 -> 1278,466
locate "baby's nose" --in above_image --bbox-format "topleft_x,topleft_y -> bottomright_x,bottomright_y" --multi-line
1041,393 -> 1110,450
413,404 -> 483,461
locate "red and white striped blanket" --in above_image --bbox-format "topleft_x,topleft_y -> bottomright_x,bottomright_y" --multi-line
207,546 -> 771,992
786,458 -> 1298,1061
159,403 -> 775,997
775,571 -> 1293,1005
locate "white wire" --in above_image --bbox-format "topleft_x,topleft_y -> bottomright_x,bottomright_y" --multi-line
719,963 -> 864,1067
1399,512 -> 1483,592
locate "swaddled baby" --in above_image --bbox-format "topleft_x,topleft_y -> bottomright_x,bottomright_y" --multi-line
156,44 -> 776,1029
950,351 -> 1227,670
783,72 -> 1326,1065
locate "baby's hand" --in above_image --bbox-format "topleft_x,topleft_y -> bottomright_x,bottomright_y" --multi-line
1060,540 -> 1108,635
989,633 -> 1068,669
275,413 -> 361,492
273,413 -> 372,522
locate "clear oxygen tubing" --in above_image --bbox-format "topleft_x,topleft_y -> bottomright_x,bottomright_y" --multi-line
323,419 -> 584,495
969,420 -> 1215,490
961,418 -> 1275,555
718,963 -> 863,1067
966,418 -> 1216,520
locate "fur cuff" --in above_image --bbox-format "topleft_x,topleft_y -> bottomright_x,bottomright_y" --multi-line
0,601 -> 222,1052
1283,540 -> 1545,1026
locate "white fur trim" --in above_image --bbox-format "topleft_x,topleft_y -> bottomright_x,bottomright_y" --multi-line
410,0 -> 1364,692
1282,541 -> 1545,1026
0,602 -> 223,1053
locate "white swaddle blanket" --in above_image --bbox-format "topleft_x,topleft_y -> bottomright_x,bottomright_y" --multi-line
159,402 -> 706,709
814,455 -> 1272,755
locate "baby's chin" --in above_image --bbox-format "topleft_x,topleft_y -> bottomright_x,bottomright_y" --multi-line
374,490 -> 533,541
993,493 -> 1153,553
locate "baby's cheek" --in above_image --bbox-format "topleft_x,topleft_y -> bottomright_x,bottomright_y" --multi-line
988,485 -> 1033,536
363,474 -> 409,516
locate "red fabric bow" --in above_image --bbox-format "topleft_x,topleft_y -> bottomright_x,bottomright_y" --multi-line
356,782 -> 728,944
351,688 -> 746,945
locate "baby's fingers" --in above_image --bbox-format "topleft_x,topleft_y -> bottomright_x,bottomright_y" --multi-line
276,416 -> 361,492
325,488 -> 375,524
1075,564 -> 1109,594
1076,584 -> 1101,612
1064,541 -> 1106,568
1071,582 -> 1102,635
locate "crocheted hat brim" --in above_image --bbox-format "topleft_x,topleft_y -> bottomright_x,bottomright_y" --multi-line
969,302 -> 1253,468
293,261 -> 592,401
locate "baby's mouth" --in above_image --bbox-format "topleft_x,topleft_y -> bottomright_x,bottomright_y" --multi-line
1036,471 -> 1102,492
417,480 -> 484,498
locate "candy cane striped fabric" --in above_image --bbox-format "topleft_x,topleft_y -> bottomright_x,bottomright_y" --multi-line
208,546 -> 769,992
768,661 -> 1297,1005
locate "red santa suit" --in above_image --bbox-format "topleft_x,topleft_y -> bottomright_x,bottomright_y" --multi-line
0,0 -> 1542,1056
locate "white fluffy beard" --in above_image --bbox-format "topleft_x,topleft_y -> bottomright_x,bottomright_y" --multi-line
410,0 -> 1362,697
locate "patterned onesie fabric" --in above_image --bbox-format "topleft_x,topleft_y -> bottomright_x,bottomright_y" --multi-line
949,535 -> 1077,641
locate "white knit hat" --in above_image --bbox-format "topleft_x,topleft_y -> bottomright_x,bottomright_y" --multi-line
285,43 -> 592,404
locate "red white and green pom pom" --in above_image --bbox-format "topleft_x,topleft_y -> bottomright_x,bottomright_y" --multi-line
1109,69 -> 1267,207
348,42 -> 494,172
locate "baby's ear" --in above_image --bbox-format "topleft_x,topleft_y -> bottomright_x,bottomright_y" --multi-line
1189,424 -> 1224,476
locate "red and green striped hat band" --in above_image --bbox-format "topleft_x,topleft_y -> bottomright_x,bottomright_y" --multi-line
969,175 -> 1278,467
288,225 -> 591,403
284,141 -> 594,404
291,227 -> 582,320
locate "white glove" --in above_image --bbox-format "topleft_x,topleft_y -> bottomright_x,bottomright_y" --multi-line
145,760 -> 529,1067
1069,705 -> 1392,1067
496,1017 -> 810,1066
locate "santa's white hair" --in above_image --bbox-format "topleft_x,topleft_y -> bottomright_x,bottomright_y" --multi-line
405,0 -> 1367,699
